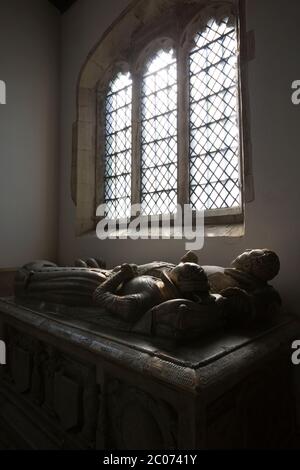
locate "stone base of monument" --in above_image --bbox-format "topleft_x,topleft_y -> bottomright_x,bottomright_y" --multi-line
0,296 -> 299,449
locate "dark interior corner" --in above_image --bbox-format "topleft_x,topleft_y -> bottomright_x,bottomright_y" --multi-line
48,0 -> 78,13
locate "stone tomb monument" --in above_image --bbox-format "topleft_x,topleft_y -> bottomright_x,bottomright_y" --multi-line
0,249 -> 299,449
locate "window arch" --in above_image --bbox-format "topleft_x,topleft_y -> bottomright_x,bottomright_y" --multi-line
74,0 -> 251,234
189,18 -> 241,211
104,71 -> 132,219
141,49 -> 178,216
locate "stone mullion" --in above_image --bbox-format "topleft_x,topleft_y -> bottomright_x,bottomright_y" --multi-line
96,89 -> 106,211
131,72 -> 142,213
177,46 -> 190,211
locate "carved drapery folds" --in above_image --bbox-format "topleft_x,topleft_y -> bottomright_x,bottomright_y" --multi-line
73,0 -> 243,235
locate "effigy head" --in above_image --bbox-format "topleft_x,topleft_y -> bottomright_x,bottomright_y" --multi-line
231,249 -> 280,282
168,262 -> 209,294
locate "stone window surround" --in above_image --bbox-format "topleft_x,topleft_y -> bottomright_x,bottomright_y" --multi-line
72,0 -> 253,237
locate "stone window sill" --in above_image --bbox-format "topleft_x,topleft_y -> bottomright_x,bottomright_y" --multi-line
79,223 -> 245,240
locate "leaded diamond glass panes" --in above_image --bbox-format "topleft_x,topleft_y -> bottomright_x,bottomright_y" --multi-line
141,49 -> 178,216
189,18 -> 241,211
104,72 -> 132,219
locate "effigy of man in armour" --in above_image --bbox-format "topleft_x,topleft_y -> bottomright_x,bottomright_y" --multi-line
14,249 -> 281,339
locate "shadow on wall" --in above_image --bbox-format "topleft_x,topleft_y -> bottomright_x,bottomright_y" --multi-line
0,271 -> 16,297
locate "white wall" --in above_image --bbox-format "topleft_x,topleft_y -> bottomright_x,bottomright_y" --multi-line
59,0 -> 300,314
0,0 -> 60,267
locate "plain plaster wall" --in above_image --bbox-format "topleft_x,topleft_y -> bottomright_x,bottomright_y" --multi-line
59,0 -> 300,314
0,0 -> 60,267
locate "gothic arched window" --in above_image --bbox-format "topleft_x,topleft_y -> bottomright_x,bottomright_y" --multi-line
103,17 -> 241,221
75,1 -> 250,234
141,49 -> 178,216
104,72 -> 132,219
189,18 -> 241,211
